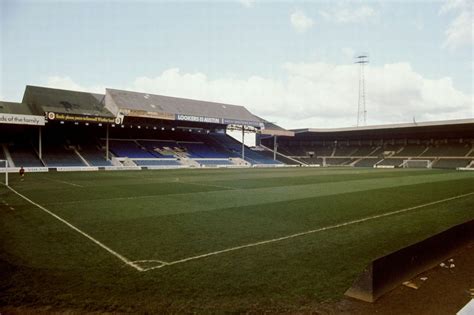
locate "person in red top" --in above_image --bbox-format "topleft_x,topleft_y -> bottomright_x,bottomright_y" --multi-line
19,166 -> 25,181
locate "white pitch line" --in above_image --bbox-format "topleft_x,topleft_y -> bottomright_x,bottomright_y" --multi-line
5,185 -> 143,272
44,177 -> 83,187
142,191 -> 474,271
183,181 -> 239,191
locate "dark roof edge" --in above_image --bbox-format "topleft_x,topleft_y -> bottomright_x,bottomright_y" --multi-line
293,118 -> 474,133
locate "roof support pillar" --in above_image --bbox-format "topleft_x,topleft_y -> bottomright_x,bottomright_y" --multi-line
241,126 -> 245,161
38,126 -> 42,159
106,124 -> 110,161
273,135 -> 278,160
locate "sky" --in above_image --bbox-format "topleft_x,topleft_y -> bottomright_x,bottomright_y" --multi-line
1,0 -> 473,129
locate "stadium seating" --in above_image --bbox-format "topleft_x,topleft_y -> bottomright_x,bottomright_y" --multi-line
352,146 -> 381,156
109,140 -> 156,158
325,158 -> 354,166
198,159 -> 234,167
209,133 -> 282,165
394,145 -> 427,157
257,139 -> 474,169
422,144 -> 471,157
354,158 -> 381,167
78,144 -> 112,166
42,146 -> 86,167
178,142 -> 229,158
299,157 -> 323,165
133,159 -> 182,166
136,140 -> 172,157
8,143 -> 44,167
334,146 -> 358,156
433,159 -> 472,169
376,159 -> 405,167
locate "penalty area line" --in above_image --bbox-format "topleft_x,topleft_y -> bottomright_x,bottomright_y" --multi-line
142,191 -> 474,271
5,185 -> 145,272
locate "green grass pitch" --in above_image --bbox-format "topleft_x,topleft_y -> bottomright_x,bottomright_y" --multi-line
1,167 -> 473,312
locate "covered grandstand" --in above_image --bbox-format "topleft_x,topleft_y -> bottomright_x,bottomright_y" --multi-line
259,119 -> 474,170
1,85 -> 473,172
1,86 -> 291,171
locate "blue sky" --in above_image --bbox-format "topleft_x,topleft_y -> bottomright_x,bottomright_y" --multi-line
1,0 -> 472,128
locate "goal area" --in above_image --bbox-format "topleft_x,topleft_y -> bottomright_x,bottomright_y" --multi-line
402,159 -> 431,169
0,160 -> 8,186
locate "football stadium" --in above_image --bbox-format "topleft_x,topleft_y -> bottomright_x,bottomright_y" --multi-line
0,85 -> 473,313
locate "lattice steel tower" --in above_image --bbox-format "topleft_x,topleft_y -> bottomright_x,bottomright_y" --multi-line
355,54 -> 369,126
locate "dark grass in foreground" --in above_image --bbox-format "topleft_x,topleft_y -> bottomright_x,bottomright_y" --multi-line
1,168 -> 473,312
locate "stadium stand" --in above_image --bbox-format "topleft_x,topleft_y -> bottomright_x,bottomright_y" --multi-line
8,143 -> 44,167
197,159 -> 234,167
42,145 -> 85,167
78,144 -> 112,166
260,120 -> 474,169
299,157 -> 323,165
374,158 -> 405,167
1,86 -> 473,171
352,146 -> 381,156
325,158 -> 354,166
210,133 -> 282,165
109,140 -> 156,159
353,158 -> 381,167
393,144 -> 427,157
334,146 -> 359,156
433,159 -> 471,169
133,159 -> 182,167
422,143 -> 471,157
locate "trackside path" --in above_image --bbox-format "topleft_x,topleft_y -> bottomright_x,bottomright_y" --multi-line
4,184 -> 473,272
5,185 -> 144,272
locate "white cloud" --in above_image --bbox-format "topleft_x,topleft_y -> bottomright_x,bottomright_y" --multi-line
319,4 -> 376,24
440,0 -> 473,49
238,0 -> 256,8
45,62 -> 472,129
290,10 -> 314,33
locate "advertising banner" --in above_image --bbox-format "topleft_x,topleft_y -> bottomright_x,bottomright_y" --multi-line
0,113 -> 45,126
46,112 -> 118,124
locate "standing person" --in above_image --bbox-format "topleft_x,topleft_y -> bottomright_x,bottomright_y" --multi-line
19,166 -> 25,181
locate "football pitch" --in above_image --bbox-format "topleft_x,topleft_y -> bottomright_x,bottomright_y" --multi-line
1,167 -> 473,312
